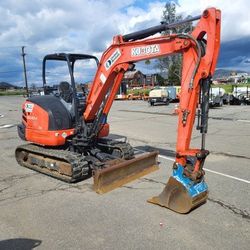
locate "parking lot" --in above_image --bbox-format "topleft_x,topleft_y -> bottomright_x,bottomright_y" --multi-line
0,96 -> 249,250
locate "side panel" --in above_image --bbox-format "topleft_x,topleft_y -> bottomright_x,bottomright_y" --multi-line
22,100 -> 75,146
23,101 -> 49,131
26,128 -> 75,146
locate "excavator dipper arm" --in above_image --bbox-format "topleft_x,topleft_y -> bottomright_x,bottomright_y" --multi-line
84,8 -> 221,213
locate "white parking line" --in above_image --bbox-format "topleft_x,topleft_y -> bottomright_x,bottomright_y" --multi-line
136,149 -> 250,184
202,168 -> 250,184
0,124 -> 16,129
237,119 -> 250,123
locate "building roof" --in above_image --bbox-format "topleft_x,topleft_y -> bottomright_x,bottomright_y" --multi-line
123,70 -> 145,79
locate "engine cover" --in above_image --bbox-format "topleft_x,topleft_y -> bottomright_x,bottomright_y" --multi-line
19,96 -> 75,146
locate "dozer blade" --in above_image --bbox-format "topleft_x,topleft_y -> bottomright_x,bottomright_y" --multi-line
148,164 -> 208,214
93,151 -> 159,194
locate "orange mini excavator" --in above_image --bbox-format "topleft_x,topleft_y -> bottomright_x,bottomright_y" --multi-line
16,8 -> 221,213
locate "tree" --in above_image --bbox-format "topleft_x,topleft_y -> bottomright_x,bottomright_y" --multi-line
144,59 -> 151,74
156,74 -> 165,86
157,1 -> 193,85
30,83 -> 36,90
167,63 -> 180,85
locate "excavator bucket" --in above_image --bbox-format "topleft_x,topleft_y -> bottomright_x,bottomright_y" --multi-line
93,151 -> 159,194
148,164 -> 208,214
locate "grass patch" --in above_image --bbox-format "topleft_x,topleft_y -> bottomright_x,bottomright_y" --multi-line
211,84 -> 250,93
127,89 -> 150,96
0,90 -> 26,96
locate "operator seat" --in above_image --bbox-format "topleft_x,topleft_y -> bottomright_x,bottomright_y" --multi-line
58,81 -> 75,118
59,81 -> 73,103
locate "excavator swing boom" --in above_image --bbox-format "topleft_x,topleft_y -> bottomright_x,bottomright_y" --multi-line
85,7 -> 221,213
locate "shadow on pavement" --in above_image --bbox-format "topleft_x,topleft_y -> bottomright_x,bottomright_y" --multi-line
0,238 -> 41,250
109,133 -> 176,159
109,133 -> 127,141
134,145 -> 176,158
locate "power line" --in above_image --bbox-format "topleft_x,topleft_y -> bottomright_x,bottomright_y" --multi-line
0,70 -> 23,74
0,69 -> 96,75
0,45 -> 25,49
0,69 -> 43,74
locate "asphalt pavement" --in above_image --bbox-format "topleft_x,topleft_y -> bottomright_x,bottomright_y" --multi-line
0,96 -> 249,250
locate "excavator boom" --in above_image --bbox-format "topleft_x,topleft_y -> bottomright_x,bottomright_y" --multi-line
83,7 -> 221,213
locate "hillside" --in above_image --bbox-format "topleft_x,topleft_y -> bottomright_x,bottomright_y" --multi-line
0,82 -> 17,89
214,69 -> 248,79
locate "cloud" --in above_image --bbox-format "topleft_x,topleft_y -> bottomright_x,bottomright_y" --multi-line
0,0 -> 249,86
218,36 -> 250,71
0,0 -> 166,85
176,0 -> 250,41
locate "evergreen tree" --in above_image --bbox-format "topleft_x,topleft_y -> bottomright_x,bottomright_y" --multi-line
144,59 -> 151,74
157,1 -> 193,85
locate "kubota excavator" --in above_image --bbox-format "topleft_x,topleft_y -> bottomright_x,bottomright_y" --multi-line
16,7 -> 221,213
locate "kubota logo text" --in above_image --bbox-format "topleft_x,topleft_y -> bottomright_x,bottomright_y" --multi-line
131,44 -> 160,57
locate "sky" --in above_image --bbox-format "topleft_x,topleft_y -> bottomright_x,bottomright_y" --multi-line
0,0 -> 250,86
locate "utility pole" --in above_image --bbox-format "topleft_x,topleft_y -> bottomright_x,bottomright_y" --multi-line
21,46 -> 29,96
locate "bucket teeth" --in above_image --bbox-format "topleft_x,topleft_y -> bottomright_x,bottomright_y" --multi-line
148,164 -> 208,214
93,151 -> 159,194
148,177 -> 208,213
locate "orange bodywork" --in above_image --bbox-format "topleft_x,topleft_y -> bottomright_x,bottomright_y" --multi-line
22,101 -> 75,146
26,128 -> 74,146
98,123 -> 110,138
21,8 -> 221,174
84,8 -> 221,171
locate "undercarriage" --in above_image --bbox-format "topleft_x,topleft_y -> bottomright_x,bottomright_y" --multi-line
16,139 -> 158,192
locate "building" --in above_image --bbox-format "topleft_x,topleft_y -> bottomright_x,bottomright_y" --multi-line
122,70 -> 146,88
145,74 -> 158,87
227,72 -> 249,84
0,82 -> 17,91
213,72 -> 249,85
